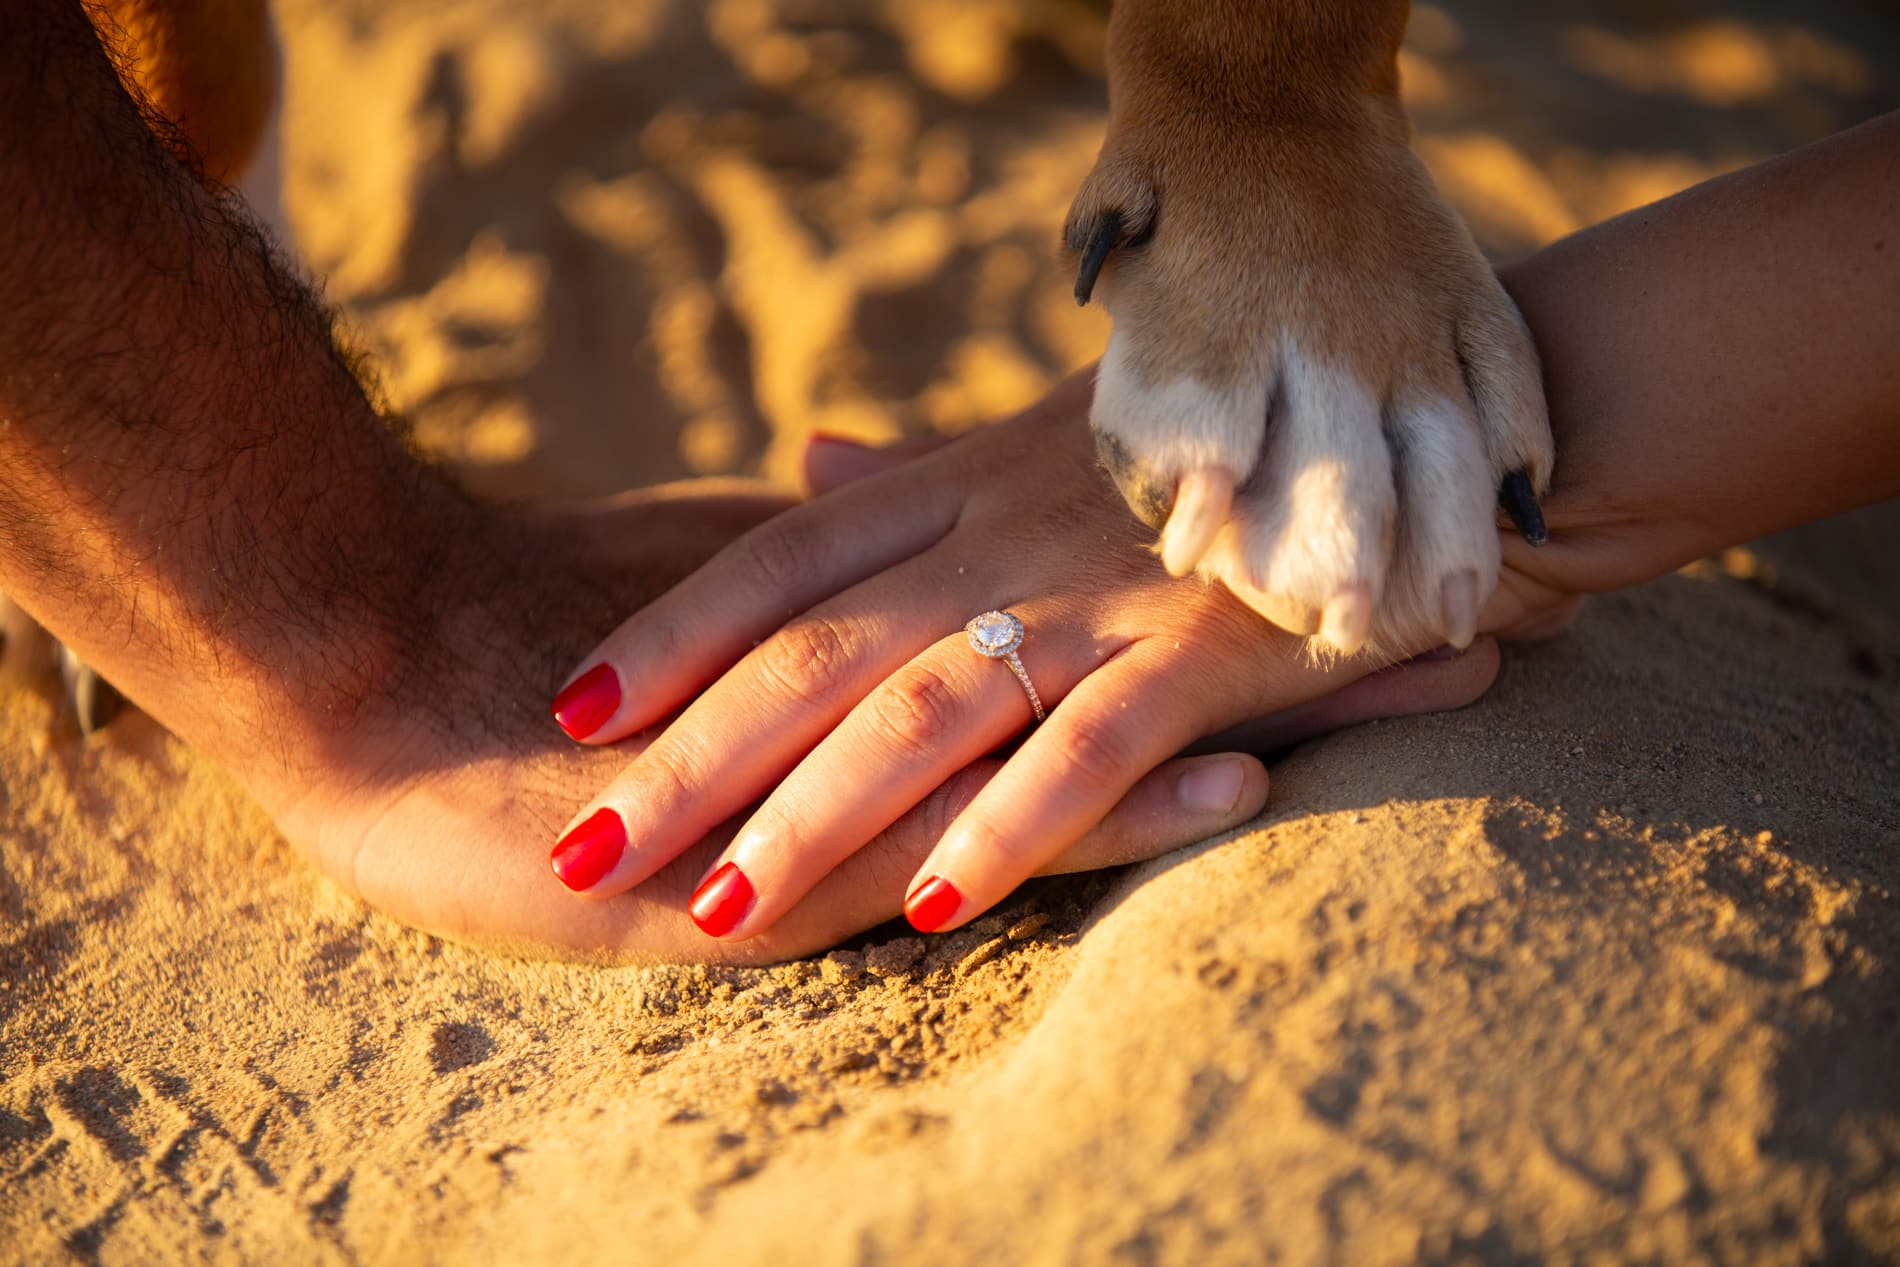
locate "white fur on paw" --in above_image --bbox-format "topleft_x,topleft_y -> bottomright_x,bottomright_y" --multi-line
1380,394 -> 1502,651
1091,331 -> 1271,485
1119,342 -> 1508,659
1200,341 -> 1397,655
1093,311 -> 1536,658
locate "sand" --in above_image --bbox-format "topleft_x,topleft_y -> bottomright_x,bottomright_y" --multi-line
4,0 -> 1899,1262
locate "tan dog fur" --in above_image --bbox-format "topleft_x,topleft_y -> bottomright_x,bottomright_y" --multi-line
1069,0 -> 1553,658
88,0 -> 276,185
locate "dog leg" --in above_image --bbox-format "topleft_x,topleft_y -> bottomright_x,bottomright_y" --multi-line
1069,0 -> 1553,657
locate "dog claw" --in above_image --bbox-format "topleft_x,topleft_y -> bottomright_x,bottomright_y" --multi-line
1159,468 -> 1235,577
1071,209 -> 1123,306
59,647 -> 125,736
1499,469 -> 1548,546
1318,586 -> 1374,657
1440,570 -> 1480,650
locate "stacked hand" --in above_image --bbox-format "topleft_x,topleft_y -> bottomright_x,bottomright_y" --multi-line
544,370 -> 1510,943
7,0 -> 1894,965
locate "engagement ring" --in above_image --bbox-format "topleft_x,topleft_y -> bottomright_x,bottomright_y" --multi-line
965,610 -> 1044,722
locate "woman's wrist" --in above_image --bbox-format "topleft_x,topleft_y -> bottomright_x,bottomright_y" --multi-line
1497,112 -> 1900,601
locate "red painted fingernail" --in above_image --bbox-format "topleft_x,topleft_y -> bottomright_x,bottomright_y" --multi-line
552,663 -> 621,740
690,862 -> 754,937
904,876 -> 962,934
550,807 -> 626,892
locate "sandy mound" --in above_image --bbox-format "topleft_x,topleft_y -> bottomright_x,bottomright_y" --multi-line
4,1 -> 1897,1261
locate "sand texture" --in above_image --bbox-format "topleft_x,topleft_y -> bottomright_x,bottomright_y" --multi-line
4,1 -> 1900,1262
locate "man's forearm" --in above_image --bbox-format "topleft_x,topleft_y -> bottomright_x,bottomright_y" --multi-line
0,0 -> 479,742
1501,111 -> 1900,593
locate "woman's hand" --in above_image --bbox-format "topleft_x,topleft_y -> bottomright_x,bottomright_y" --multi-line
543,371 -> 1505,940
530,109 -> 1900,951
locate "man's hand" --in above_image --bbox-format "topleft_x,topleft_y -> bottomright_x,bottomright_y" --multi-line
0,1 -> 1305,959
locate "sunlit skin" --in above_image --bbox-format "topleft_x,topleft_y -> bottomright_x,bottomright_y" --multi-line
555,112 -> 1900,942
0,0 -> 1501,960
1,0 -> 1895,958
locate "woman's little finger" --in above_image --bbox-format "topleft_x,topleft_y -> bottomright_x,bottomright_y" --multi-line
1188,635 -> 1501,756
1030,753 -> 1271,874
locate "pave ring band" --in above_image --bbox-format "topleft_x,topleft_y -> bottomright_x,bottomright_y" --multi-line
965,610 -> 1044,722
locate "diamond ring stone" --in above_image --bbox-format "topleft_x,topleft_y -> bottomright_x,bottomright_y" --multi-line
964,610 -> 1044,722
965,610 -> 1023,658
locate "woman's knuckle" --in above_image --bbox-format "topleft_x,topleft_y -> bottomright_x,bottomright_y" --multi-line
873,666 -> 960,754
923,766 -> 990,840
737,521 -> 816,593
636,612 -> 686,669
1052,712 -> 1136,789
639,737 -> 704,821
756,616 -> 854,703
752,801 -> 815,855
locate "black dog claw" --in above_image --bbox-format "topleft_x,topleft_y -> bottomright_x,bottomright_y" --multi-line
1071,209 -> 1123,307
1499,469 -> 1549,547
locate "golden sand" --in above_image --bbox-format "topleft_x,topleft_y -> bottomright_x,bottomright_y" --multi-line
3,1 -> 1897,1261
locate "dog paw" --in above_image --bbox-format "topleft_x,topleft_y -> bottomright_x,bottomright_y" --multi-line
1067,122 -> 1553,657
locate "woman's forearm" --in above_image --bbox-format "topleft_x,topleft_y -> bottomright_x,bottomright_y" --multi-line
1499,111 -> 1900,595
